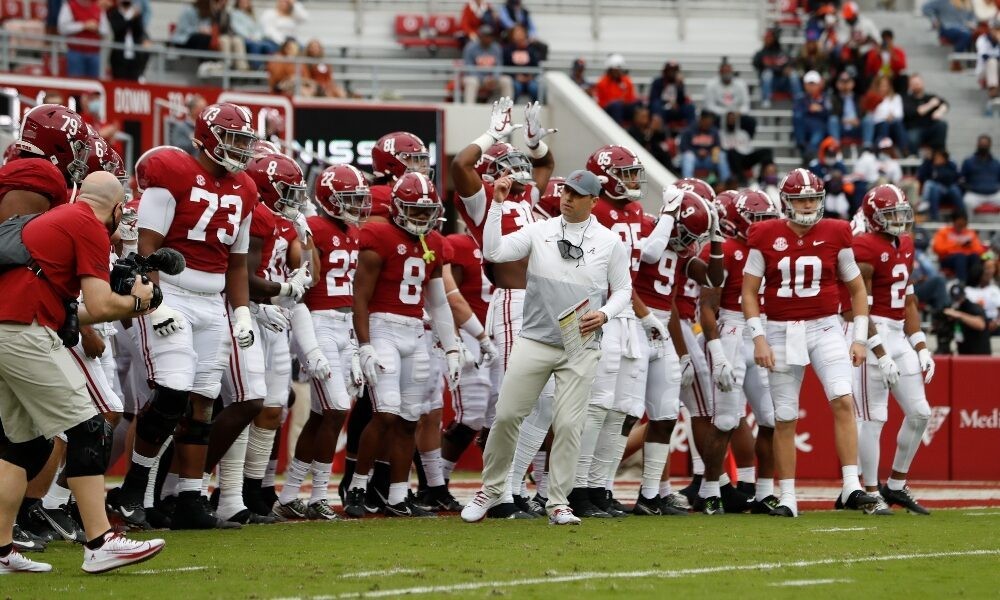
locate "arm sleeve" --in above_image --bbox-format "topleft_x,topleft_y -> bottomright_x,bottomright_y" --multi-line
599,240 -> 633,320
232,214 -> 252,254
838,247 -> 861,281
58,3 -> 84,34
426,277 -> 458,352
459,185 -> 488,227
743,248 -> 765,277
136,187 -> 176,236
482,201 -> 532,263
640,214 -> 675,263
290,303 -> 319,354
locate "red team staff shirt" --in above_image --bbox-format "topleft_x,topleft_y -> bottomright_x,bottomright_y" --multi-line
852,232 -> 914,321
445,232 -> 492,323
358,222 -> 445,319
0,158 -> 69,211
0,202 -> 110,330
746,218 -> 855,321
304,216 -> 358,311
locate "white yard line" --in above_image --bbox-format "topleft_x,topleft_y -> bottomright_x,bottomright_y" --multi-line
132,566 -> 209,575
770,578 -> 852,587
277,549 -> 1000,599
340,568 -> 422,579
965,512 -> 1000,516
811,527 -> 871,532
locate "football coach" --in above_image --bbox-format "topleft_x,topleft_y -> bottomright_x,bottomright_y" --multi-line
0,171 -> 163,574
461,170 -> 632,525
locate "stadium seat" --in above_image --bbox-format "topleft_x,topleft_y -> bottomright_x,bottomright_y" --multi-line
1,0 -> 24,21
395,13 -> 459,53
394,13 -> 427,48
28,0 -> 45,21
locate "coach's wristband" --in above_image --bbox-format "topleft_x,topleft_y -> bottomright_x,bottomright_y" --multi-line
865,334 -> 883,352
460,315 -> 485,339
908,331 -> 927,349
747,317 -> 765,340
525,140 -> 548,159
852,316 -> 869,344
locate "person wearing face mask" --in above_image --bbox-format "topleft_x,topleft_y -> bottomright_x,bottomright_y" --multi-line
827,70 -> 873,147
680,110 -> 730,183
918,149 -> 965,220
960,135 -> 1000,211
792,70 -> 830,162
835,1 -> 880,77
58,0 -> 111,78
648,61 -> 695,132
721,110 -> 773,186
107,0 -> 149,81
594,54 -> 640,125
704,60 -> 756,138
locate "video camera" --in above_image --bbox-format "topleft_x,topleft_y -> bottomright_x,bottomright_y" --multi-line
110,248 -> 187,311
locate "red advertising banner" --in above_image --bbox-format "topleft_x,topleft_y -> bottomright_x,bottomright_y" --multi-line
949,356 -> 1000,480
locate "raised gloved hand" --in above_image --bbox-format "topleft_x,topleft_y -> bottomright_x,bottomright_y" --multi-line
679,353 -> 694,388
917,348 -> 935,384
359,343 -> 385,386
706,339 -> 736,393
251,303 -> 289,333
304,347 -> 331,380
487,96 -> 522,142
877,353 -> 901,387
641,312 -> 667,341
478,336 -> 499,367
661,185 -> 683,216
708,202 -> 725,243
523,101 -> 557,149
232,305 -> 254,349
150,305 -> 186,337
292,213 -> 312,241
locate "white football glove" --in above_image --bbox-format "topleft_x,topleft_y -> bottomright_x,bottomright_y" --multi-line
232,305 -> 254,349
478,336 -> 499,367
292,213 -> 312,241
708,203 -> 725,243
661,185 -> 683,215
486,96 -> 521,142
347,349 -> 365,397
446,350 -> 462,391
640,313 -> 667,341
150,305 -> 185,337
917,348 -> 935,384
679,353 -> 694,388
304,347 -> 331,380
877,353 -> 901,388
250,303 -> 289,333
358,344 -> 385,386
279,261 -> 312,302
706,339 -> 736,393
523,101 -> 557,149
458,341 -> 476,371
117,205 -> 138,242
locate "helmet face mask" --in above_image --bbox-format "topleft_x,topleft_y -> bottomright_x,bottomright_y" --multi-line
779,169 -> 826,227
877,204 -> 913,236
391,172 -> 443,236
337,188 -> 373,224
373,131 -> 431,180
479,144 -> 532,185
610,164 -> 645,200
209,124 -> 257,173
863,184 -> 913,236
273,179 -> 308,219
315,164 -> 372,225
398,150 -> 431,177
586,144 -> 645,201
785,194 -> 824,226
17,103 -> 91,184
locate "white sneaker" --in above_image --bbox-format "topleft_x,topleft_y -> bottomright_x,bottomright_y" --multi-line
548,507 -> 581,525
460,490 -> 498,523
0,549 -> 52,573
82,532 -> 165,574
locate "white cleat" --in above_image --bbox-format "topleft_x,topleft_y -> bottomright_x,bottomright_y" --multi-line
460,490 -> 499,523
548,507 -> 581,525
82,532 -> 165,574
0,549 -> 52,574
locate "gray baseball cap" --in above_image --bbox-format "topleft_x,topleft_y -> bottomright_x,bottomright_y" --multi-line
563,169 -> 602,197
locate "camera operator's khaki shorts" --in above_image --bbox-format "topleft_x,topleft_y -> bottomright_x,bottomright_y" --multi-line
0,322 -> 97,443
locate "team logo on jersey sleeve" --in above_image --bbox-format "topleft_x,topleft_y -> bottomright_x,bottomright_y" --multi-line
473,249 -> 482,259
773,237 -> 788,251
196,174 -> 206,186
610,209 -> 619,220
734,249 -> 744,261
332,236 -> 341,247
397,244 -> 407,255
880,251 -> 889,262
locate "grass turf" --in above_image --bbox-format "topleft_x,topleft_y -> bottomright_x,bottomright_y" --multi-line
5,508 -> 1000,598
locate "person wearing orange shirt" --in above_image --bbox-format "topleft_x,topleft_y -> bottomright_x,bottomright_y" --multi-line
594,54 -> 640,125
932,210 -> 986,284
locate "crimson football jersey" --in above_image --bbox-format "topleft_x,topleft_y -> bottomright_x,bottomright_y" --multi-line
370,184 -> 392,220
0,157 -> 69,212
139,148 -> 258,274
358,222 -> 445,318
747,218 -> 853,321
853,232 -> 914,321
454,182 -> 535,251
304,215 -> 358,311
673,265 -> 700,321
446,232 -> 493,322
697,238 -> 760,314
592,197 -> 643,275
634,216 -> 681,312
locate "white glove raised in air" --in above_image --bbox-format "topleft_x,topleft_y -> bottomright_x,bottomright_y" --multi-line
708,202 -> 725,243
232,305 -> 255,349
877,353 -> 901,387
661,185 -> 684,216
279,261 -> 312,302
679,353 -> 694,388
640,312 -> 667,341
446,350 -> 462,391
304,347 -> 331,380
706,339 -> 736,393
523,101 -> 557,149
917,348 -> 935,384
358,343 -> 385,386
478,336 -> 499,367
486,96 -> 522,142
292,213 -> 312,241
250,303 -> 289,333
150,305 -> 185,337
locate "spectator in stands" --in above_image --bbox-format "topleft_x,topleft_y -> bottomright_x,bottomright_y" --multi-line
812,4 -> 842,62
960,135 -> 1000,211
502,25 -> 539,102
168,94 -> 206,156
933,210 -> 986,284
919,149 -> 965,219
965,255 -> 1000,334
107,0 -> 149,81
680,110 -> 731,184
594,54 -> 640,125
261,0 -> 307,48
230,0 -> 275,65
460,0 -> 498,49
461,25 -> 512,104
809,137 -> 854,219
704,59 -> 756,137
903,74 -> 949,153
304,40 -> 347,98
720,110 -> 772,186
758,162 -> 781,204
975,19 -> 1000,113
868,74 -> 910,155
912,236 -> 950,313
570,58 -> 594,96
792,70 -> 830,162
268,39 -> 316,96
58,0 -> 110,78
627,106 -> 674,173
941,280 -> 992,354
170,0 -> 218,52
828,70 -> 873,147
837,1 -> 881,78
972,0 -> 998,22
796,29 -> 832,81
498,0 -> 546,60
854,139 -> 903,203
923,0 -> 976,56
215,4 -> 252,71
753,28 -> 801,108
864,29 -> 907,85
648,61 -> 695,133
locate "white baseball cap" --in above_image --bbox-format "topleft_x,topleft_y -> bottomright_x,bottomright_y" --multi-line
605,54 -> 626,69
803,70 -> 823,84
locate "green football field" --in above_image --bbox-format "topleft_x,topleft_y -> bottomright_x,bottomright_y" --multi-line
5,508 -> 1000,598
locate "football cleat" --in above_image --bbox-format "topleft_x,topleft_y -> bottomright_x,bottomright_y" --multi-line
13,524 -> 46,553
632,494 -> 662,516
769,504 -> 796,517
720,483 -> 753,514
531,494 -> 549,516
660,493 -> 690,516
81,532 -> 165,574
306,500 -> 341,521
272,499 -> 308,520
864,493 -> 895,516
227,509 -> 278,525
486,502 -> 535,519
19,505 -> 56,543
843,489 -> 878,511
834,494 -> 845,510
513,494 -> 543,517
880,484 -> 931,515
568,489 -> 610,518
382,501 -> 434,518
701,496 -> 725,515
344,488 -> 367,519
460,490 -> 497,523
169,492 -> 241,530
364,485 -> 387,514
425,486 -> 463,513
750,495 -> 780,514
31,502 -> 85,544
590,489 -> 628,518
678,475 -> 702,508
548,507 -> 581,525
106,487 -> 151,530
0,548 -> 51,573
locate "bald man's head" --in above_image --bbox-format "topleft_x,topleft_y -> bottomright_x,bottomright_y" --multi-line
78,170 -> 125,213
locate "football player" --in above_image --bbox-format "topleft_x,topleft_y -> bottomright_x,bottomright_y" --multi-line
112,103 -> 260,529
345,172 -> 461,517
851,184 -> 934,515
742,168 -> 878,517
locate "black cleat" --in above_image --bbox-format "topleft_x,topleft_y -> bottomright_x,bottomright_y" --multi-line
530,494 -> 549,516
834,494 -> 844,510
514,494 -> 545,517
227,508 -> 278,525
18,505 -> 56,544
701,496 -> 725,515
632,494 -> 662,516
170,492 -> 241,530
679,475 -> 702,508
880,484 -> 931,515
486,502 -> 535,519
769,504 -> 795,517
720,483 -> 752,514
737,481 -> 755,496
659,493 -> 690,516
419,485 -> 462,512
106,487 -> 151,530
751,495 -> 779,514
12,524 -> 46,553
364,485 -> 386,514
30,502 -> 84,543
242,478 -> 272,517
591,489 -> 628,518
568,488 -> 610,518
844,489 -> 878,511
343,488 -> 367,519
383,500 -> 436,518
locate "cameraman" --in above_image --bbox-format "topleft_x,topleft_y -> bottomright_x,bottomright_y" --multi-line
941,280 -> 991,355
0,171 -> 164,574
